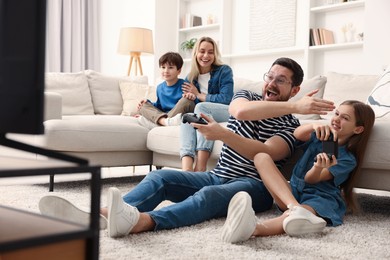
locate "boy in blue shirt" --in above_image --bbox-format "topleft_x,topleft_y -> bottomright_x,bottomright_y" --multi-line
137,52 -> 194,128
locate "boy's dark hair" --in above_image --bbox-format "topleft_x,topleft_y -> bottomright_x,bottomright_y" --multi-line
271,57 -> 304,87
159,52 -> 184,70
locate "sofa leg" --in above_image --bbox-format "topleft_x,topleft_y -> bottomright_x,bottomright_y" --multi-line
156,166 -> 162,170
49,174 -> 54,192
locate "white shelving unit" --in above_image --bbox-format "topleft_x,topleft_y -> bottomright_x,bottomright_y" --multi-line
306,0 -> 365,77
174,0 -> 366,79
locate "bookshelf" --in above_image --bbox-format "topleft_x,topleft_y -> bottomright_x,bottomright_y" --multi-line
173,0 -> 366,79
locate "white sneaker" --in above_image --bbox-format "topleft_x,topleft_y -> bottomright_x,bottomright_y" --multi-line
39,195 -> 107,230
107,187 -> 140,238
166,113 -> 182,126
283,205 -> 326,236
138,116 -> 158,130
221,191 -> 257,243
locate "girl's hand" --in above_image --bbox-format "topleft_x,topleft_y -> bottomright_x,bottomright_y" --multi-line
313,124 -> 337,141
314,153 -> 337,168
137,99 -> 147,110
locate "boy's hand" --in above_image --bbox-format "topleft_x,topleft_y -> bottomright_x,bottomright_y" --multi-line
137,99 -> 148,110
183,92 -> 196,101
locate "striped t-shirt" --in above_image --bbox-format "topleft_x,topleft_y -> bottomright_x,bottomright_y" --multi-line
211,90 -> 300,181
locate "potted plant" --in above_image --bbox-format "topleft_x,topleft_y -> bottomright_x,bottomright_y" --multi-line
180,38 -> 197,57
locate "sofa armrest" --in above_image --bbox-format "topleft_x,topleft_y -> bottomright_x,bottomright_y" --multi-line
44,91 -> 62,120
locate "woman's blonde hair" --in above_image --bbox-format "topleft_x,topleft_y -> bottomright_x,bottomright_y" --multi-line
187,36 -> 224,83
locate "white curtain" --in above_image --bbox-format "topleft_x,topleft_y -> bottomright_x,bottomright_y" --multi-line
45,0 -> 101,72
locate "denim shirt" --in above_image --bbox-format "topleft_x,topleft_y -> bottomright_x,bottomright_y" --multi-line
187,64 -> 234,105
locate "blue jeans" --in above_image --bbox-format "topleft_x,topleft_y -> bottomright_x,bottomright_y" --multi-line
122,169 -> 273,230
180,102 -> 230,158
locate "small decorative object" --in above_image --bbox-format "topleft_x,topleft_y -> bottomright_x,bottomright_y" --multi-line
180,38 -> 197,51
357,32 -> 364,41
180,38 -> 197,58
207,14 -> 215,25
341,23 -> 355,42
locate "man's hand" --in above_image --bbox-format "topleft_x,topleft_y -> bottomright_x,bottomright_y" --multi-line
294,89 -> 335,115
194,113 -> 229,141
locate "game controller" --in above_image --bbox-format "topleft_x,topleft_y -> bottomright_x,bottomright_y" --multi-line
182,113 -> 207,129
314,132 -> 338,162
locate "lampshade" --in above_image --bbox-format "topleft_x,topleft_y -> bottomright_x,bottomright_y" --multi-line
117,27 -> 154,55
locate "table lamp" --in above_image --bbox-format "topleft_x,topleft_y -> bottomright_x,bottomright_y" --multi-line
117,27 -> 154,76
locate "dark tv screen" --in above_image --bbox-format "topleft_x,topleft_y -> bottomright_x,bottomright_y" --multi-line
0,0 -> 46,135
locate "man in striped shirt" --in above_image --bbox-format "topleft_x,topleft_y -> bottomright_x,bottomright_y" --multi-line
39,57 -> 335,238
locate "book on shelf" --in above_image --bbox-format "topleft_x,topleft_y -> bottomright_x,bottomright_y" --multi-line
182,14 -> 202,28
309,28 -> 334,46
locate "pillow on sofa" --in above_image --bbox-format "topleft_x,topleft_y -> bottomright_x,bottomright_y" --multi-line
289,75 -> 327,120
85,70 -> 148,115
367,65 -> 390,118
119,82 -> 156,116
45,72 -> 94,115
322,71 -> 379,120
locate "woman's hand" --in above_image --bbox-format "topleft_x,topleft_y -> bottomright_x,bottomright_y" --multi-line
182,82 -> 200,96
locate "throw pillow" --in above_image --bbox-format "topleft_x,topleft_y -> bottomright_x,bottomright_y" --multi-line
85,70 -> 149,115
45,72 -> 94,115
367,65 -> 390,118
322,72 -> 379,120
119,81 -> 156,116
289,75 -> 327,120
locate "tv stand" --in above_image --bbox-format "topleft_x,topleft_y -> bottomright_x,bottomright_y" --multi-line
0,133 -> 90,191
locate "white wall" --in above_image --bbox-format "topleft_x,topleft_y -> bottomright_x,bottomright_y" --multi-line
100,0 -> 156,83
99,0 -> 390,84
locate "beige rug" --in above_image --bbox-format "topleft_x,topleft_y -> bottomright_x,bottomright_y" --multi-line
1,176 -> 390,260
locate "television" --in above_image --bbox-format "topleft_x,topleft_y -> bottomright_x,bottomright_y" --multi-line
0,0 -> 46,135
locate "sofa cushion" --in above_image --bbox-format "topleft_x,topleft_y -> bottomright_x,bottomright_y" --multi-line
43,115 -> 149,152
45,72 -> 94,115
119,81 -> 157,116
367,65 -> 390,119
322,72 -> 379,120
85,70 -> 148,115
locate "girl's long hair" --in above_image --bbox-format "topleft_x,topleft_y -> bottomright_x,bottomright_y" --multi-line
340,100 -> 375,212
187,36 -> 223,84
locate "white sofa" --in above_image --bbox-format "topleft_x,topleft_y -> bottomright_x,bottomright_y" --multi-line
3,70 -> 390,193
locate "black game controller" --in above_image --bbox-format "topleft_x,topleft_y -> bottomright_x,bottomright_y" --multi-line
314,132 -> 338,162
182,113 -> 207,129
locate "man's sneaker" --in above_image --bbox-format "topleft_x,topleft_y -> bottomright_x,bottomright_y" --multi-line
39,195 -> 107,230
282,204 -> 326,236
166,113 -> 182,126
138,116 -> 158,130
107,187 -> 140,238
221,191 -> 257,243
